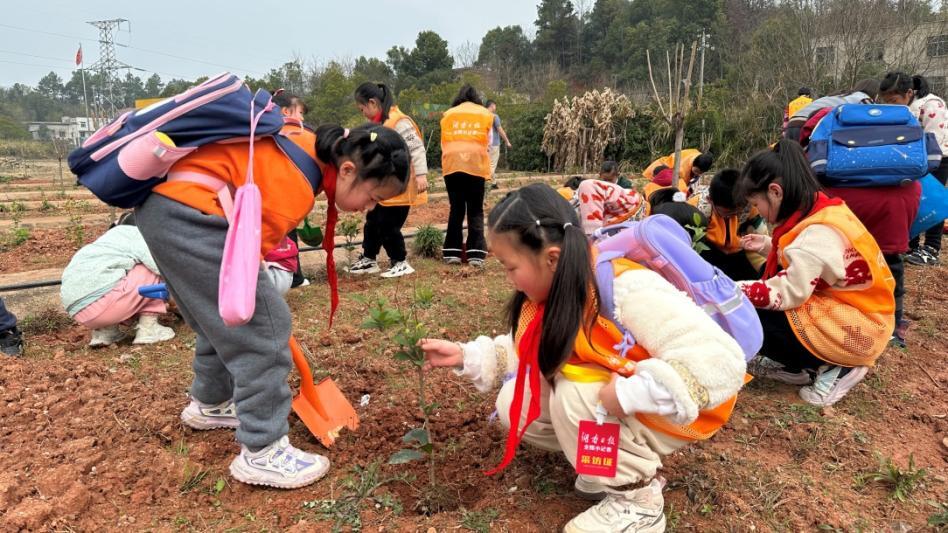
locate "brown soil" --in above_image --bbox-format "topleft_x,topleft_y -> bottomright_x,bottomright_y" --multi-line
1,257 -> 946,532
0,224 -> 109,275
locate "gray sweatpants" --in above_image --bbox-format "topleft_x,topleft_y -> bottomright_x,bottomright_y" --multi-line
136,194 -> 292,449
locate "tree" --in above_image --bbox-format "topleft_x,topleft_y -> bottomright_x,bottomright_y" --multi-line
160,79 -> 193,97
119,72 -> 146,107
37,72 -> 64,101
478,26 -> 533,88
353,56 -> 395,87
534,0 -> 580,69
143,74 -> 163,97
387,31 -> 454,90
0,115 -> 30,140
311,61 -> 359,126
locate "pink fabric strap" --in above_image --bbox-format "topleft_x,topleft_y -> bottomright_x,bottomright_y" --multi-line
166,170 -> 235,224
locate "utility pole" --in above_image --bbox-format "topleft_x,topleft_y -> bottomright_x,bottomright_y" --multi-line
87,18 -> 132,120
698,28 -> 708,110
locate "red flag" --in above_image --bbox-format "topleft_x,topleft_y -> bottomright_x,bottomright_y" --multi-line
75,45 -> 82,66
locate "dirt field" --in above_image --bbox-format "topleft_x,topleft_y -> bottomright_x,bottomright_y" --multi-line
0,164 -> 946,532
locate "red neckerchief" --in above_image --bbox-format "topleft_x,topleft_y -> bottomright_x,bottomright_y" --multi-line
764,192 -> 843,279
485,304 -> 545,476
321,165 -> 340,327
371,111 -> 383,124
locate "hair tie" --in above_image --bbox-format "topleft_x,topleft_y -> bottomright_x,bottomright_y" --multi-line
343,128 -> 350,139
673,191 -> 687,203
370,131 -> 378,142
563,222 -> 573,229
535,219 -> 541,227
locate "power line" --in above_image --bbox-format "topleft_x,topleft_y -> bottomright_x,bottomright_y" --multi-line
0,49 -> 76,64
0,22 -> 97,44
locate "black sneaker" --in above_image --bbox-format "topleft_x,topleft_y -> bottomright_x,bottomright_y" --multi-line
905,249 -> 933,266
920,245 -> 940,265
0,328 -> 23,357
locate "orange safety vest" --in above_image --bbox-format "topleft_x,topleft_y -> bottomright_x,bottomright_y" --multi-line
786,95 -> 813,119
515,258 -> 747,441
706,207 -> 761,255
643,149 -> 702,188
381,106 -> 427,207
778,204 -> 895,367
440,102 -> 493,180
557,186 -> 575,201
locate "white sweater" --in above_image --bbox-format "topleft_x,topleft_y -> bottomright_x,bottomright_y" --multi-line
456,269 -> 747,425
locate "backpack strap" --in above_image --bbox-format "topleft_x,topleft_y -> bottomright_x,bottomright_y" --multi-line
593,249 -> 638,358
274,134 -> 323,192
166,171 -> 235,224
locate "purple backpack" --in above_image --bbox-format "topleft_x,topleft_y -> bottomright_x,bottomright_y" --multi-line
592,214 -> 763,362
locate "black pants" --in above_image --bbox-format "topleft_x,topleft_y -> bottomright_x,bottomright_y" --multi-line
0,297 -> 16,332
885,253 -> 905,327
362,204 -> 410,264
443,172 -> 487,261
287,229 -> 306,287
910,158 -> 948,254
701,247 -> 762,281
757,309 -> 825,372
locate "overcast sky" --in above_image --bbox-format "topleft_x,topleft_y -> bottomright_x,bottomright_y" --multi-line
0,0 -> 540,87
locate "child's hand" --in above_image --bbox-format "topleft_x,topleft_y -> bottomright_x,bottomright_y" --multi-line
416,175 -> 428,193
419,339 -> 463,371
598,373 -> 627,418
741,234 -> 771,255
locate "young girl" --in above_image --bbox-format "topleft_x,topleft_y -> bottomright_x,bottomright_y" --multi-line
421,184 -> 746,532
440,84 -> 493,266
879,72 -> 948,266
738,140 -> 895,406
61,213 -> 175,347
136,123 -> 410,489
348,82 -> 428,278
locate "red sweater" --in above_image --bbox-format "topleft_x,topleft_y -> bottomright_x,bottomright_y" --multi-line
824,183 -> 921,255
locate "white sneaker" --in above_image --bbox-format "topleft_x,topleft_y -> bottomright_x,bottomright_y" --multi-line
347,255 -> 380,274
468,258 -> 485,267
380,261 -> 415,278
229,435 -> 330,489
133,315 -> 175,344
181,397 -> 240,430
563,478 -> 666,533
747,356 -> 812,385
89,325 -> 126,347
443,256 -> 461,265
574,475 -> 608,501
799,365 -> 868,406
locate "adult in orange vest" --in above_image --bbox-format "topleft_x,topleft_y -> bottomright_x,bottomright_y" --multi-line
440,85 -> 493,265
349,82 -> 429,278
139,123 -> 411,489
419,184 -> 747,531
783,87 -> 813,130
642,149 -> 713,194
737,140 -> 894,407
693,169 -> 769,281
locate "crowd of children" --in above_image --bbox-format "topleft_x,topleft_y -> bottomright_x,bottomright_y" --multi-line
2,70 -> 938,532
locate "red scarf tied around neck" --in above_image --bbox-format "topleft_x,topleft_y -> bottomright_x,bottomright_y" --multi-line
485,304 -> 545,476
763,192 -> 843,279
321,165 -> 340,327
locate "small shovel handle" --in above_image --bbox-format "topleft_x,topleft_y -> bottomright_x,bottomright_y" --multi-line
289,336 -> 327,417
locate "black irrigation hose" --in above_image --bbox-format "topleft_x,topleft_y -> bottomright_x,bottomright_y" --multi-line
0,225 -> 463,293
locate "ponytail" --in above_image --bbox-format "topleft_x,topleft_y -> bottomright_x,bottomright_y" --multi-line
489,184 -> 595,379
315,123 -> 411,187
738,139 -> 822,222
913,75 -> 931,98
354,82 -> 394,122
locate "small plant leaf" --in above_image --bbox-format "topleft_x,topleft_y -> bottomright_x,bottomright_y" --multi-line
419,443 -> 434,454
402,428 -> 430,446
214,478 -> 225,493
388,449 -> 425,465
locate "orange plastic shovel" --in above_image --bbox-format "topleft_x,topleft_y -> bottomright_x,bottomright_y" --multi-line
289,335 -> 359,447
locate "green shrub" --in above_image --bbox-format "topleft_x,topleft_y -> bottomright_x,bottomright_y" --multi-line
411,224 -> 444,258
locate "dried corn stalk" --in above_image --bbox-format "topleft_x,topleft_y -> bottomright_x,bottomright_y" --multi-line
542,88 -> 634,172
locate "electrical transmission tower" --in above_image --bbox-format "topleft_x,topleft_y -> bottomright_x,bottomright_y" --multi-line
87,18 -> 132,118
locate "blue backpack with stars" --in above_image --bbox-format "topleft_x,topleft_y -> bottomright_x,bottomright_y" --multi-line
807,104 -> 942,187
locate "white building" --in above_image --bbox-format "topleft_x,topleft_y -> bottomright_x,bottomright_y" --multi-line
25,116 -> 106,146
